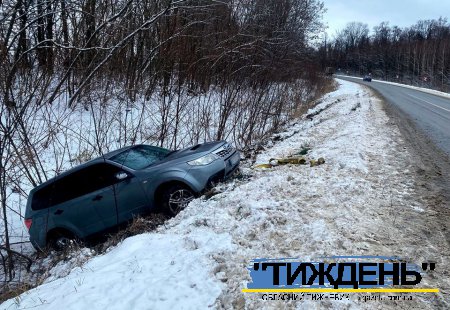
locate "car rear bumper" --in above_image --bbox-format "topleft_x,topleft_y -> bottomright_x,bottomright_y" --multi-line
29,234 -> 46,251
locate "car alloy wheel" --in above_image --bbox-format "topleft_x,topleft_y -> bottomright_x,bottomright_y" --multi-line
167,188 -> 194,215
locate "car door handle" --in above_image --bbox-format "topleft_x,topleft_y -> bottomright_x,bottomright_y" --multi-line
92,195 -> 103,201
54,209 -> 64,215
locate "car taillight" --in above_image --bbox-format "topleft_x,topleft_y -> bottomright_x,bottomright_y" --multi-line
24,219 -> 32,230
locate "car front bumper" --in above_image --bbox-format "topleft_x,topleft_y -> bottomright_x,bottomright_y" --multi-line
186,150 -> 240,192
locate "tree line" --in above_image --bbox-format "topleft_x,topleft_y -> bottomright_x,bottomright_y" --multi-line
1,0 -> 325,105
324,18 -> 450,91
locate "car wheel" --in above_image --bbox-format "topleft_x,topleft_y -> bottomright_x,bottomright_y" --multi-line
48,231 -> 76,252
162,184 -> 195,216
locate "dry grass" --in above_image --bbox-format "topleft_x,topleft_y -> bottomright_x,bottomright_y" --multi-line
292,78 -> 338,119
95,213 -> 170,253
0,282 -> 33,304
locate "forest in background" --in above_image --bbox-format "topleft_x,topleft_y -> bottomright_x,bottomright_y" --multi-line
1,0 -> 325,104
322,18 -> 450,91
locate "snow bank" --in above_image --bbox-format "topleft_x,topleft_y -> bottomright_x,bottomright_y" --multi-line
4,232 -> 233,309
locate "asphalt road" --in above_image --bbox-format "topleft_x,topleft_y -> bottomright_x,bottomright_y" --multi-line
337,76 -> 450,156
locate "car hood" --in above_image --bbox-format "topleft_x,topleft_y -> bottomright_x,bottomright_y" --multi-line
165,141 -> 226,160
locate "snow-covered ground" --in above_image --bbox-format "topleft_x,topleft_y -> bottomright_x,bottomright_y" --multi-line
3,80 -> 449,309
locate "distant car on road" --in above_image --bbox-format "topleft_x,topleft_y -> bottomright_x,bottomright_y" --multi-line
363,75 -> 372,82
25,141 -> 240,250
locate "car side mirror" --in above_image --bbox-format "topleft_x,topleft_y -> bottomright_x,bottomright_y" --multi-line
115,171 -> 128,180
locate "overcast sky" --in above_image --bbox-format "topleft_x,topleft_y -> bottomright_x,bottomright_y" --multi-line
322,0 -> 450,38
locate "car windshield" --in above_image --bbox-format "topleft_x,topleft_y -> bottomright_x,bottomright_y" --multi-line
110,145 -> 171,169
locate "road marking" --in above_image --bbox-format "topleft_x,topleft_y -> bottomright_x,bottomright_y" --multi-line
406,93 -> 450,113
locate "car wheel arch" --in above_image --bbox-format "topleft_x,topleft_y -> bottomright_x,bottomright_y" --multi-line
154,180 -> 197,205
46,227 -> 77,245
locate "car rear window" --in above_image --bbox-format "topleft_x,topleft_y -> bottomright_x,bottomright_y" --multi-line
110,145 -> 170,169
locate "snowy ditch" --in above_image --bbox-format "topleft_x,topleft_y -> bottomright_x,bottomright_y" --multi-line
2,79 -> 449,309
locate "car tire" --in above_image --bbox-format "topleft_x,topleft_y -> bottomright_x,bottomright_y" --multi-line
48,231 -> 77,252
161,184 -> 195,216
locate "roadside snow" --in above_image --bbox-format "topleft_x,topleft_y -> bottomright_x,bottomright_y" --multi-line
3,79 -> 449,309
4,232 -> 233,310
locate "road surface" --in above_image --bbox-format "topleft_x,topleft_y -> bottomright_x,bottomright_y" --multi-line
337,76 -> 450,156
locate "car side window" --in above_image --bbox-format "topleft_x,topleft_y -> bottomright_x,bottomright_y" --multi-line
55,163 -> 124,203
85,163 -> 125,190
31,163 -> 126,210
48,169 -> 86,207
31,185 -> 53,210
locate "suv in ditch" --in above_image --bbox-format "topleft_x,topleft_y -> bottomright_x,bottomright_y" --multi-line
24,141 -> 240,250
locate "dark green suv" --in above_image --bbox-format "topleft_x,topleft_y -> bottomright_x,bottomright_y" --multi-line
25,141 -> 240,250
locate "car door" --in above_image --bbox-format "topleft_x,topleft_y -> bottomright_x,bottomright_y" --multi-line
110,165 -> 150,223
47,164 -> 118,238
